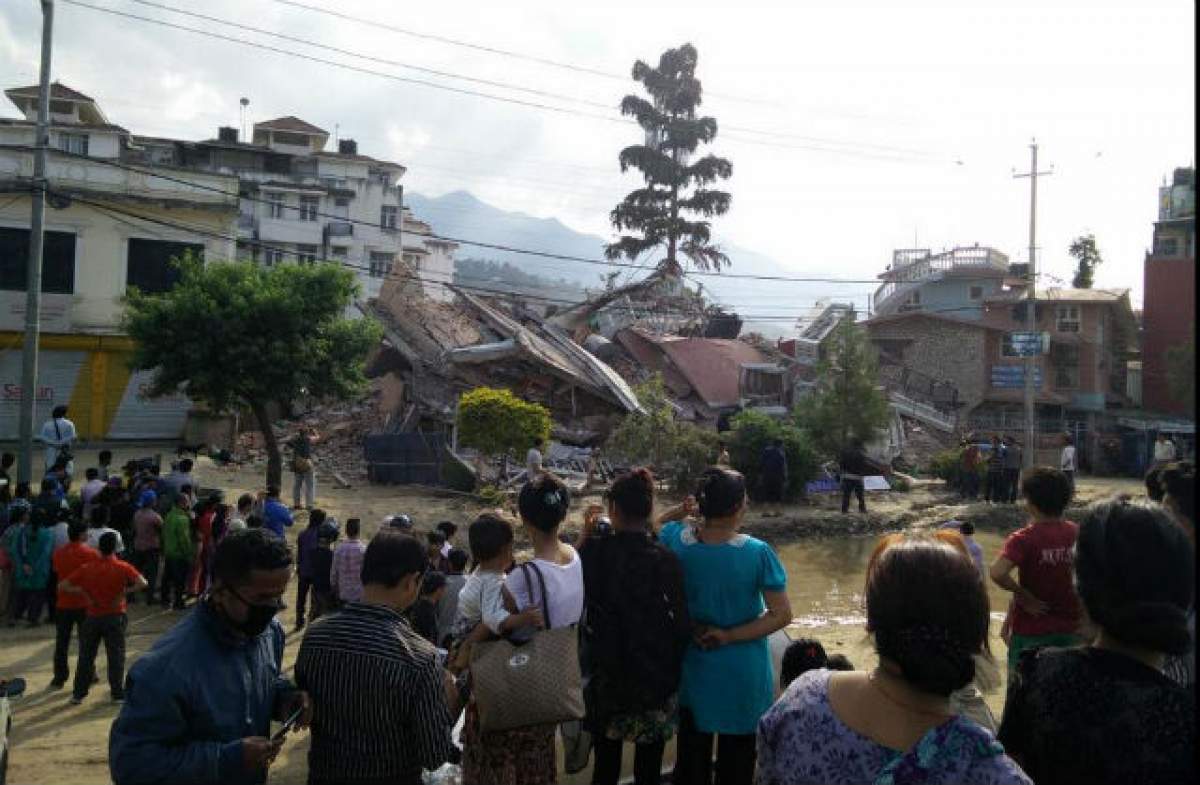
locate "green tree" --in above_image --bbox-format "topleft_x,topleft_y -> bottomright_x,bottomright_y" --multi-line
1166,336 -> 1196,415
456,387 -> 552,479
1069,233 -> 1103,289
605,43 -> 733,274
121,256 -> 380,487
728,410 -> 818,501
796,319 -> 890,458
606,375 -> 718,491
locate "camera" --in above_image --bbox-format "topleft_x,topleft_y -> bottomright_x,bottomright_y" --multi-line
596,516 -> 613,536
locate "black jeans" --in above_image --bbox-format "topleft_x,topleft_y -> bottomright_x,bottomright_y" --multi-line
296,576 -> 312,625
53,607 -> 87,684
133,548 -> 160,604
13,588 -> 45,623
44,568 -> 57,622
841,478 -> 866,513
1003,468 -> 1020,503
164,558 -> 190,608
674,709 -> 756,785
985,470 -> 1005,502
73,613 -> 127,700
592,735 -> 666,785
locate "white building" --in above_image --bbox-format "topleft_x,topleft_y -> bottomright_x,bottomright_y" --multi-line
130,115 -> 456,302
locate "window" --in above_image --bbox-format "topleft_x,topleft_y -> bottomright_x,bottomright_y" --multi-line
236,241 -> 258,262
1154,236 -> 1180,257
381,205 -> 398,230
126,239 -> 203,294
297,244 -> 318,264
0,227 -> 76,293
298,196 -> 319,222
369,251 -> 394,278
263,248 -> 285,267
57,132 -> 88,156
969,285 -> 984,300
1053,344 -> 1081,389
330,246 -> 348,258
273,131 -> 311,147
266,192 -> 285,219
1056,305 -> 1081,333
334,197 -> 350,207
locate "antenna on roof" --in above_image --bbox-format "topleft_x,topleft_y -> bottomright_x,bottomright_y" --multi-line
239,97 -> 249,142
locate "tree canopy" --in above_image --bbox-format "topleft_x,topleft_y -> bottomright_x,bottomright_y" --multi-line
605,43 -> 733,274
121,256 -> 380,486
605,374 -> 718,491
795,319 -> 891,458
1069,233 -> 1103,289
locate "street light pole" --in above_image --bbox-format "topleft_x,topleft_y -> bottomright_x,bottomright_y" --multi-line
1013,140 -> 1053,470
17,0 -> 55,483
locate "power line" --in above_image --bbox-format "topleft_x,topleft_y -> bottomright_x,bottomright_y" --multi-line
62,0 -> 953,164
3,144 -> 886,284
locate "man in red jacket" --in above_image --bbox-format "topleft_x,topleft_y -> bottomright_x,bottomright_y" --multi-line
50,522 -> 99,689
60,532 -> 147,704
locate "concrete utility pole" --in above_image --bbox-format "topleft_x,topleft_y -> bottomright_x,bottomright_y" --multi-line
1013,139 -> 1053,469
17,0 -> 55,483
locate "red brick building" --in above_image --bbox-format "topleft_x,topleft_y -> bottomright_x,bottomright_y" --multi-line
1142,167 -> 1196,417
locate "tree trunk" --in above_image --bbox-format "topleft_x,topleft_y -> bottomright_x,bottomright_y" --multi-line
252,399 -> 283,489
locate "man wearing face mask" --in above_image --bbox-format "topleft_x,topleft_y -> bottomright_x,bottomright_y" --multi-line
296,531 -> 460,785
108,529 -> 312,785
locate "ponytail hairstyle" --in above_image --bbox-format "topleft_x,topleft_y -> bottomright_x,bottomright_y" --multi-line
606,467 -> 655,521
694,467 -> 747,519
1074,498 -> 1194,655
865,531 -> 989,696
517,473 -> 570,533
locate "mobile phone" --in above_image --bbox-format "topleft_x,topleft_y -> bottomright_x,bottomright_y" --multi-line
272,706 -> 304,742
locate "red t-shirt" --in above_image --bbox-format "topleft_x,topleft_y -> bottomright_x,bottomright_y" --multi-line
66,556 -> 143,617
1000,519 -> 1083,636
53,542 -> 101,610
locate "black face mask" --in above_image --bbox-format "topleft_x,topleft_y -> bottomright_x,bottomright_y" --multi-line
220,586 -> 284,638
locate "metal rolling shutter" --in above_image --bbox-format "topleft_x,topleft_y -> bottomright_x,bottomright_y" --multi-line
0,349 -> 87,441
105,369 -> 191,440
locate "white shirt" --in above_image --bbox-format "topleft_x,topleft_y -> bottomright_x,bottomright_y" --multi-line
51,521 -> 70,550
454,569 -> 510,636
1155,440 -> 1178,462
86,527 -> 126,554
504,546 -> 584,631
38,416 -> 76,469
526,448 -> 543,477
1061,445 -> 1076,472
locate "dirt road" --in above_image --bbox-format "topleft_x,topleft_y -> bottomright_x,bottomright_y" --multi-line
0,450 -> 1142,784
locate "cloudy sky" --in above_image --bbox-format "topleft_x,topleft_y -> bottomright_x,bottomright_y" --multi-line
1,0 -> 1194,315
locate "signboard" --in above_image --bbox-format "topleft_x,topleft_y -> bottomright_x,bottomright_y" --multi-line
1008,331 -> 1050,356
991,365 -> 1043,389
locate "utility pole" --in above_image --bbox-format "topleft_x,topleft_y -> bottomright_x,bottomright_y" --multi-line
1013,139 -> 1053,470
17,0 -> 55,483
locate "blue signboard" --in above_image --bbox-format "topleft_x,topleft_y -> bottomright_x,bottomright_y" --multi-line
1008,331 -> 1050,356
991,365 -> 1043,389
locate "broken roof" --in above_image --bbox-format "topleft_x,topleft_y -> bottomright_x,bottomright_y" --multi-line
615,328 -> 771,409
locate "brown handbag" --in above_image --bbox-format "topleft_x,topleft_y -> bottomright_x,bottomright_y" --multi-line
469,562 -> 585,732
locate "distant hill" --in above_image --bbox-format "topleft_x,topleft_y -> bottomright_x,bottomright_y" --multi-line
407,190 -> 873,338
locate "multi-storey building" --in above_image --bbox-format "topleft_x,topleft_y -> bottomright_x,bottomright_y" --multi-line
871,245 -> 1014,320
1141,166 -> 1195,417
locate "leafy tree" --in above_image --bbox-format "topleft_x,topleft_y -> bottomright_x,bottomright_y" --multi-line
457,387 -> 552,480
605,43 -> 733,274
1069,233 -> 1103,289
121,256 -> 380,487
1166,336 -> 1196,415
606,375 -> 718,491
728,410 -> 818,501
796,319 -> 890,458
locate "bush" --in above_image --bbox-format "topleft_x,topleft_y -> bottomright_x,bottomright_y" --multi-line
606,375 -> 720,492
728,410 -> 818,501
928,448 -> 963,482
891,474 -> 913,493
457,387 -> 552,461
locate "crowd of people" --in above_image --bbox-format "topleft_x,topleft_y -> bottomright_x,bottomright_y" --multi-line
0,428 -> 1195,785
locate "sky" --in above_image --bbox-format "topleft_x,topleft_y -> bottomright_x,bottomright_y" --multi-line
0,0 -> 1194,316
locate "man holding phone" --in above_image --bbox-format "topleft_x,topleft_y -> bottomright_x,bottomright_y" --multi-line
109,529 -> 312,785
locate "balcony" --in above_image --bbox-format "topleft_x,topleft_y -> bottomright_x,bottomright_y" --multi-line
874,246 -> 1009,313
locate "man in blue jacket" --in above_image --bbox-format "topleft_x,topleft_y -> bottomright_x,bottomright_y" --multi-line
109,528 -> 311,785
260,485 -> 294,538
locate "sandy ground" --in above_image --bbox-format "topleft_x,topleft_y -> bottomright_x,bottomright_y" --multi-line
0,448 -> 1143,784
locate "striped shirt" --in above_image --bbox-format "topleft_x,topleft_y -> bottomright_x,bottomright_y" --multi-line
295,602 -> 456,783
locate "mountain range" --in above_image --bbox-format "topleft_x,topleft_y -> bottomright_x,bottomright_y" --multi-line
407,190 -> 874,338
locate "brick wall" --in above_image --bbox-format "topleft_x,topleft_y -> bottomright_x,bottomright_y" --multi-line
1143,255 -> 1196,415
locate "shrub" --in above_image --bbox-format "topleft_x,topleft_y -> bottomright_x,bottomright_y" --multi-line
728,410 -> 818,501
457,387 -> 552,463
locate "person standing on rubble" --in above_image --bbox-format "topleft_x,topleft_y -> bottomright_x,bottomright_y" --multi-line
526,436 -> 546,482
288,426 -> 319,511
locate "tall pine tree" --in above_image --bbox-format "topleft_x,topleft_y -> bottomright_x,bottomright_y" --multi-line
605,44 -> 733,274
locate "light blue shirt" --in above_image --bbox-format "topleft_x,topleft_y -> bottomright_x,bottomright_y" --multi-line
659,521 -> 787,734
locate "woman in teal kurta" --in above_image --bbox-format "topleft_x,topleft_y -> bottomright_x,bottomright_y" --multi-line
659,467 -> 792,785
12,512 -> 53,625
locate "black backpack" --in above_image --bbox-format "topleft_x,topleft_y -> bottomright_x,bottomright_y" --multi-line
581,536 -> 691,723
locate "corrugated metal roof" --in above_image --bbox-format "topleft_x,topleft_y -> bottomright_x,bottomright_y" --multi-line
625,329 -> 770,409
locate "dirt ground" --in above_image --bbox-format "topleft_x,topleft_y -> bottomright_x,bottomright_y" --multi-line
1,448 -> 1143,784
